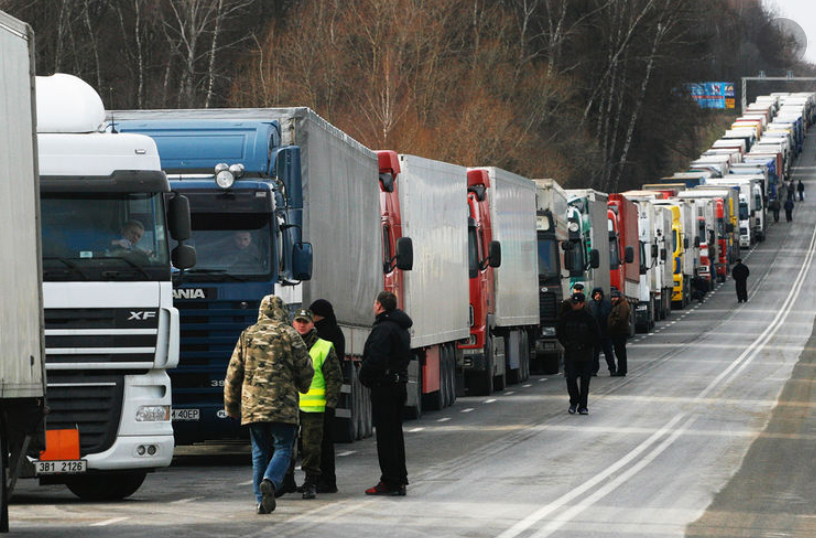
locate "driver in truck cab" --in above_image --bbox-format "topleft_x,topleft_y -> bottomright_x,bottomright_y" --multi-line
110,219 -> 145,251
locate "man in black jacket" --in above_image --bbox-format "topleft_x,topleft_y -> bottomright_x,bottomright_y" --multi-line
557,293 -> 601,415
308,299 -> 345,494
732,258 -> 750,303
359,291 -> 412,496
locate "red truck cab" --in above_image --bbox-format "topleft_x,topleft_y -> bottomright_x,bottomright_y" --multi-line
607,194 -> 639,304
458,169 -> 501,394
377,150 -> 407,301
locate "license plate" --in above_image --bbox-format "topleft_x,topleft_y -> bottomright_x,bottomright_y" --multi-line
172,408 -> 200,421
34,459 -> 87,475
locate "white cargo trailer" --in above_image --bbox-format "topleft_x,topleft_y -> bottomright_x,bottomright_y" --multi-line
0,10 -> 46,531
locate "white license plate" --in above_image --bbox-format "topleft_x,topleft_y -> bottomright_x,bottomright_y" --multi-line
34,459 -> 87,475
171,408 -> 200,421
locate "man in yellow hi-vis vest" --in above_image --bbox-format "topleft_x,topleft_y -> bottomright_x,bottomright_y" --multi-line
284,308 -> 343,499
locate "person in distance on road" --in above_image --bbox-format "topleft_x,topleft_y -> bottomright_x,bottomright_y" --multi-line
732,258 -> 750,303
607,290 -> 630,377
557,292 -> 600,415
224,295 -> 314,515
798,179 -> 805,201
769,197 -> 781,223
588,287 -> 616,376
281,309 -> 342,500
359,291 -> 412,496
784,198 -> 794,222
309,298 -> 345,494
559,282 -> 588,318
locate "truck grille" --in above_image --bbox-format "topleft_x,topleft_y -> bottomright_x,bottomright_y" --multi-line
539,291 -> 558,322
173,300 -> 260,404
44,308 -> 158,369
45,373 -> 124,457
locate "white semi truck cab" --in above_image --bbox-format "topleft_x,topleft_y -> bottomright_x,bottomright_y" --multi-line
32,74 -> 195,500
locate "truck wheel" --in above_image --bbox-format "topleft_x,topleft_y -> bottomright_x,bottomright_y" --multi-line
65,471 -> 147,501
467,337 -> 494,396
404,371 -> 423,420
446,347 -> 457,407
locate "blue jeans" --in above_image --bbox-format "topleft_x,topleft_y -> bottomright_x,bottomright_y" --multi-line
249,422 -> 298,503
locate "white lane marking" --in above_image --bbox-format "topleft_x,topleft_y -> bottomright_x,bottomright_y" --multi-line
437,417 -> 451,423
238,480 -> 253,486
505,391 -> 515,396
497,215 -> 816,538
485,399 -> 497,404
539,378 -> 548,382
461,408 -> 475,413
523,384 -> 533,388
337,450 -> 356,457
408,427 -> 425,432
91,517 -> 130,527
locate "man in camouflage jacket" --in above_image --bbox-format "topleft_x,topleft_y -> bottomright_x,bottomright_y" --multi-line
224,295 -> 314,515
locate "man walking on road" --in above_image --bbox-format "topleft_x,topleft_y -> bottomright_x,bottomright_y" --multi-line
224,295 -> 314,515
282,308 -> 343,500
608,290 -> 630,377
732,258 -> 750,303
770,198 -> 781,222
557,292 -> 600,415
309,299 -> 345,494
359,291 -> 413,496
798,179 -> 805,201
784,198 -> 794,222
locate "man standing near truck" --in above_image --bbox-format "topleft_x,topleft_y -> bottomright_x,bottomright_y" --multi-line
224,295 -> 314,515
608,290 -> 631,377
589,287 -> 616,376
359,291 -> 413,496
309,299 -> 345,494
283,308 -> 343,500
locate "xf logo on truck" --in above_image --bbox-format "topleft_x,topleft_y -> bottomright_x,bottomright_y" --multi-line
172,288 -> 215,300
129,311 -> 157,321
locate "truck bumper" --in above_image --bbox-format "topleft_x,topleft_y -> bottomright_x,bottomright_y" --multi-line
461,350 -> 488,372
83,433 -> 174,471
635,303 -> 650,325
535,337 -> 561,356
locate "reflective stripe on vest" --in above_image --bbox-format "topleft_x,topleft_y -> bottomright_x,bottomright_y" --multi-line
299,338 -> 333,412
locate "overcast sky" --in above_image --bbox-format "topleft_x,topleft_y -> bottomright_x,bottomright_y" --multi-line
765,0 -> 816,64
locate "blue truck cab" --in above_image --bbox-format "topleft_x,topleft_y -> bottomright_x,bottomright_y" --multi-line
113,117 -> 312,444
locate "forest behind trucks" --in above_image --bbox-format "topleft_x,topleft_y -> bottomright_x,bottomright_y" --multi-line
0,11 -> 45,531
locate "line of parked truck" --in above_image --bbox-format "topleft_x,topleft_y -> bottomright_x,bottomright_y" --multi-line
4,9 -> 816,529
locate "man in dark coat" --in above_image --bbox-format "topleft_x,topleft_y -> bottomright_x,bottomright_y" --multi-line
608,290 -> 631,376
784,198 -> 794,222
769,198 -> 781,223
798,179 -> 805,201
588,287 -> 616,376
732,258 -> 750,303
359,291 -> 412,496
309,299 -> 345,494
556,293 -> 601,415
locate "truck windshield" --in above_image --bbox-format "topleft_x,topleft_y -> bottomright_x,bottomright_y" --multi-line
537,236 -> 559,280
182,214 -> 272,281
739,202 -> 749,220
41,193 -> 170,281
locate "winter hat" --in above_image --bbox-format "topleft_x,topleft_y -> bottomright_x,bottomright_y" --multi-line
309,299 -> 335,318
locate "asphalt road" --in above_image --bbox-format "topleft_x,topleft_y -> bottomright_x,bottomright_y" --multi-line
10,145 -> 816,538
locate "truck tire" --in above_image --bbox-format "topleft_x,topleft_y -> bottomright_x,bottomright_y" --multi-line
65,471 -> 146,501
404,370 -> 423,420
334,363 -> 359,444
446,347 -> 457,407
467,336 -> 494,396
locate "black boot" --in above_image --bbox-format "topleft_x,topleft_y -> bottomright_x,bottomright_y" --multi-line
301,478 -> 317,500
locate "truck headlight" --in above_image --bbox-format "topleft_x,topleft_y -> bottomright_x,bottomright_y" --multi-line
136,405 -> 171,422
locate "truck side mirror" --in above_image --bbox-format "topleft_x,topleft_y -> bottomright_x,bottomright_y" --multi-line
563,252 -> 574,271
292,242 -> 313,281
624,246 -> 634,264
750,210 -> 756,217
694,237 -> 701,248
651,244 -> 658,258
590,249 -> 600,269
660,248 -> 667,261
683,237 -> 689,249
168,194 -> 192,241
561,241 -> 574,251
172,244 -> 197,270
726,223 -> 734,233
488,240 -> 501,268
395,237 -> 413,271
